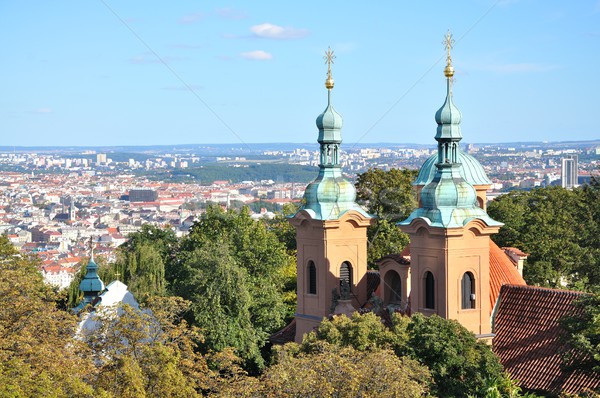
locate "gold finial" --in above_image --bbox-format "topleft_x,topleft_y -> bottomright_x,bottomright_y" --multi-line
443,30 -> 455,78
324,47 -> 335,89
89,236 -> 94,261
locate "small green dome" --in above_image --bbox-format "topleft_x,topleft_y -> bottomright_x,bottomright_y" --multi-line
421,164 -> 478,210
301,168 -> 370,220
316,101 -> 343,143
414,150 -> 492,186
434,80 -> 462,140
400,164 -> 502,229
79,258 -> 105,296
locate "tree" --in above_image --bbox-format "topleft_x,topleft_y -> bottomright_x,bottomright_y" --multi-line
487,186 -> 600,290
560,290 -> 600,376
112,225 -> 177,301
84,297 -> 210,397
355,168 -> 418,219
406,313 -> 504,398
263,343 -> 431,397
355,168 -> 418,267
169,206 -> 293,372
295,311 -> 512,398
169,241 -> 264,371
0,236 -> 96,397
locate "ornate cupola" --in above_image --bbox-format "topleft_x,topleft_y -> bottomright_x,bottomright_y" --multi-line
400,32 -> 501,229
300,47 -> 370,221
78,239 -> 105,305
398,32 -> 502,338
289,48 -> 373,342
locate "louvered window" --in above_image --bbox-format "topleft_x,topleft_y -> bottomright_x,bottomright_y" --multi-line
340,262 -> 352,293
425,271 -> 435,309
308,261 -> 317,294
461,272 -> 476,309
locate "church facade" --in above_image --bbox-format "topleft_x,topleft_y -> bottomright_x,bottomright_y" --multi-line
278,38 -> 600,394
289,37 -> 515,342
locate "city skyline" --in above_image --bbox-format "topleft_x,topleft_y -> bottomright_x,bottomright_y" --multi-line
2,0 -> 599,147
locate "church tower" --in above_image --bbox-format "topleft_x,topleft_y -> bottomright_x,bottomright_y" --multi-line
398,33 -> 503,337
78,240 -> 105,306
289,49 -> 374,342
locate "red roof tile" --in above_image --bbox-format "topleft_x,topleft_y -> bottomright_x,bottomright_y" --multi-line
489,240 -> 526,311
493,284 -> 600,395
269,318 -> 296,345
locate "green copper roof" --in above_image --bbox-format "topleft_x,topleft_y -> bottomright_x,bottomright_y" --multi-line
399,54 -> 500,230
435,79 -> 462,140
414,150 -> 492,186
400,164 -> 501,228
301,167 -> 370,220
316,91 -> 343,143
79,257 -> 105,300
296,60 -> 371,221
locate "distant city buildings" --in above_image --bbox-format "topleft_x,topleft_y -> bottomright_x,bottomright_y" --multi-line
0,140 -> 598,292
129,189 -> 158,203
561,154 -> 578,188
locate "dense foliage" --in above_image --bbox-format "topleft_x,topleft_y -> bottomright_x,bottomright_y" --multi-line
487,184 -> 600,290
291,312 -> 532,398
0,235 -> 95,397
170,206 -> 295,372
355,168 -> 418,267
560,290 -> 600,376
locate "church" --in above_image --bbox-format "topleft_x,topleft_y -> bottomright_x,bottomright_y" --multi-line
273,36 -> 600,395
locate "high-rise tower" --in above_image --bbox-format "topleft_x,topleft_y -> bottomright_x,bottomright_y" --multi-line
398,32 -> 502,337
289,49 -> 374,342
561,155 -> 578,189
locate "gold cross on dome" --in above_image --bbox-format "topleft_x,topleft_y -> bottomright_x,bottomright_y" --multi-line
324,47 -> 335,74
443,30 -> 455,64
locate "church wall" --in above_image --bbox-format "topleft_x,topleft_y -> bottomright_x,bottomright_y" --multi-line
293,213 -> 371,343
408,226 -> 492,335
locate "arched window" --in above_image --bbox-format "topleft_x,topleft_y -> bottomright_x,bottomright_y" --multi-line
424,271 -> 435,309
307,261 -> 316,294
340,262 -> 353,297
461,272 -> 475,309
384,270 -> 402,305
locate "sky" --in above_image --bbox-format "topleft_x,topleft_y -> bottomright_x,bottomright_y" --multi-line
1,0 -> 599,147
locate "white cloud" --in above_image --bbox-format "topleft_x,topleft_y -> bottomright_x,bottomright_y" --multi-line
240,50 -> 273,60
179,12 -> 204,24
250,23 -> 309,39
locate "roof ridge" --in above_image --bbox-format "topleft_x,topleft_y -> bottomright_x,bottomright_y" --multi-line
500,283 -> 586,296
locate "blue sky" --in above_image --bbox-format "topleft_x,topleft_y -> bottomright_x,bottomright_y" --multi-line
1,1 -> 599,147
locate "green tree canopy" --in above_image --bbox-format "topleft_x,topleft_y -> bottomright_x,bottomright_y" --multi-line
355,167 -> 418,220
560,290 -> 600,376
168,206 -> 293,372
264,343 -> 432,398
355,168 -> 418,267
487,186 -> 600,290
84,297 -> 210,398
296,311 -> 511,398
0,236 -> 96,397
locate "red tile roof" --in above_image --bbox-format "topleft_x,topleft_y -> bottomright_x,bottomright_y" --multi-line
269,318 -> 296,345
489,240 -> 526,311
493,284 -> 600,395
